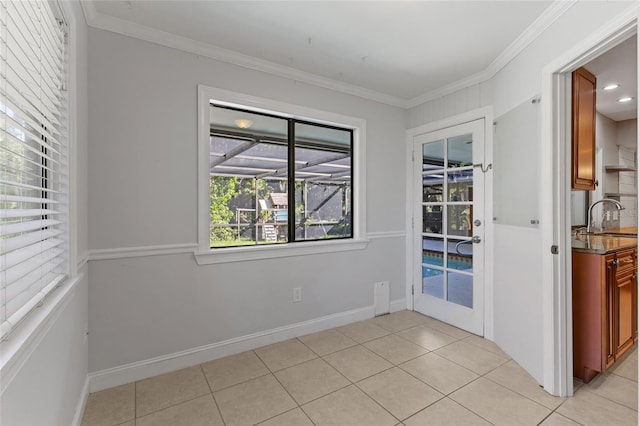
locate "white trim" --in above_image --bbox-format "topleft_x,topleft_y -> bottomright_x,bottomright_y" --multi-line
88,243 -> 198,261
71,376 -> 90,426
406,1 -> 577,108
88,300 -> 404,392
368,231 -> 406,240
540,5 -> 637,397
491,2 -> 577,73
406,70 -> 491,109
82,2 -> 573,109
79,0 -> 97,25
390,298 -> 407,313
66,0 -> 80,283
196,85 -> 367,264
194,239 -> 368,265
85,236 -> 408,263
404,106 -> 494,337
85,12 -> 407,108
0,273 -> 85,394
77,252 -> 89,270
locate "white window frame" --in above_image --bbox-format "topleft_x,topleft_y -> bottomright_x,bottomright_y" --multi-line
195,86 -> 368,264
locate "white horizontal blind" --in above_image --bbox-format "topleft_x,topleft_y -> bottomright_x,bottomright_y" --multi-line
0,0 -> 68,340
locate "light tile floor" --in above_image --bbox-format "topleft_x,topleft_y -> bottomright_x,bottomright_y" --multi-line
82,310 -> 638,426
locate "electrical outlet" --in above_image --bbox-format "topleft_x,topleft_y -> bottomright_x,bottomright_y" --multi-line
293,287 -> 302,303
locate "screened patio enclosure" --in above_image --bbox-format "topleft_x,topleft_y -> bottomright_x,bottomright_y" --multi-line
209,105 -> 353,248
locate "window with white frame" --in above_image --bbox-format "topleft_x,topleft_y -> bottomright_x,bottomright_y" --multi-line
209,105 -> 353,247
197,87 -> 367,263
0,1 -> 69,339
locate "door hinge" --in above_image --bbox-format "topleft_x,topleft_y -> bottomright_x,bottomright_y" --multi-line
411,285 -> 414,295
412,150 -> 415,162
411,217 -> 414,229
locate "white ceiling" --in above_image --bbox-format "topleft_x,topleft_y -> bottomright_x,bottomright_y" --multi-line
584,36 -> 637,122
85,0 -> 562,107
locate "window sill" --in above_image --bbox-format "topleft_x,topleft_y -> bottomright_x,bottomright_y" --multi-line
194,238 -> 369,265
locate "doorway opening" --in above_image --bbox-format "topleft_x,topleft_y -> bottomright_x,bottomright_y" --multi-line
544,18 -> 637,397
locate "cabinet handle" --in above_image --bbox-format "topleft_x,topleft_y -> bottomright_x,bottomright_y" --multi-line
620,258 -> 634,265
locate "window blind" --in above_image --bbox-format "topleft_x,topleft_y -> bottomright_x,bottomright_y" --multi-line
0,0 -> 68,340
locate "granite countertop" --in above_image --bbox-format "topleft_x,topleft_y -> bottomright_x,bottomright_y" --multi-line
572,234 -> 637,255
604,226 -> 638,235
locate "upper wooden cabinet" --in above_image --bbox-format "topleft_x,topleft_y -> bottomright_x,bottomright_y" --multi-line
572,67 -> 597,190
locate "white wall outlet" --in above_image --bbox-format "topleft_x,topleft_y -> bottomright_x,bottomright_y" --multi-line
293,287 -> 302,303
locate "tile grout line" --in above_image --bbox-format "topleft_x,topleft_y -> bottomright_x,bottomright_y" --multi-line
266,373 -> 317,426
199,363 -> 227,426
91,312 -> 633,426
133,380 -> 136,422
351,360 -> 447,424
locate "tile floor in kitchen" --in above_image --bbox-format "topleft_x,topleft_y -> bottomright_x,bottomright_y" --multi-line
81,310 -> 638,426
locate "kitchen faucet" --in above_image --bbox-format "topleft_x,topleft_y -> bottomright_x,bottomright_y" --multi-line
587,198 -> 624,233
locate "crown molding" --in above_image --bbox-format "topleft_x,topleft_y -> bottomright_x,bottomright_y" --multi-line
404,0 -> 578,108
405,69 -> 491,108
486,0 -> 578,79
80,0 -> 97,26
84,10 -> 409,108
82,1 -> 575,110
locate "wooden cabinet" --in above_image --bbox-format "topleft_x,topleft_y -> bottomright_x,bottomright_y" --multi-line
572,248 -> 637,383
572,67 -> 597,190
610,249 -> 637,358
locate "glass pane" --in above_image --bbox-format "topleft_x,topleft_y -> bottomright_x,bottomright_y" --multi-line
447,169 -> 473,202
423,267 -> 444,299
447,272 -> 473,308
423,174 -> 444,202
422,237 -> 444,267
208,106 -> 289,248
257,178 -> 289,244
422,139 -> 444,170
294,123 -> 352,241
447,204 -> 472,237
447,133 -> 473,168
209,176 -> 276,247
447,241 -> 473,271
423,205 -> 443,234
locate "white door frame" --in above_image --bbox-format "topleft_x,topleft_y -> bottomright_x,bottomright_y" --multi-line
405,106 -> 495,340
540,9 -> 637,397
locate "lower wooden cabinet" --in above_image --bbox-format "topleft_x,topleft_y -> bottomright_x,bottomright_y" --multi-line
572,248 -> 637,383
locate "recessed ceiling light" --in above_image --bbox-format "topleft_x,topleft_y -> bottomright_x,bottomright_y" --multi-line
603,84 -> 620,90
618,97 -> 633,103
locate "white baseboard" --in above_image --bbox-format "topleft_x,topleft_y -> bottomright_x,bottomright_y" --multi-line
390,298 -> 408,313
71,376 -> 90,426
88,299 -> 406,392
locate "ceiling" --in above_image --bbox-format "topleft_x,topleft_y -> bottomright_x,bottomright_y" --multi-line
84,0 -> 564,107
583,36 -> 637,122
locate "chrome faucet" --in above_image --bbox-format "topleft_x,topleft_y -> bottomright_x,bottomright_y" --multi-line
587,198 -> 624,233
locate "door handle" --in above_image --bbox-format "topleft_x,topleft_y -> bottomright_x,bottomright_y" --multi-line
472,235 -> 481,243
455,239 -> 477,257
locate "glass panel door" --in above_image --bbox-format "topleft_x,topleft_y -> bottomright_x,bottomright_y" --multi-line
413,119 -> 485,335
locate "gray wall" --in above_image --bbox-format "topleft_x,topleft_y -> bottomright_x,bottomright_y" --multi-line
87,28 -> 406,373
0,1 -> 90,424
406,1 -> 635,383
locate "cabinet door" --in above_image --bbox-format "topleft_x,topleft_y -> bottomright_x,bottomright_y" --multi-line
633,251 -> 637,343
615,269 -> 635,358
605,255 -> 616,369
572,67 -> 597,190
